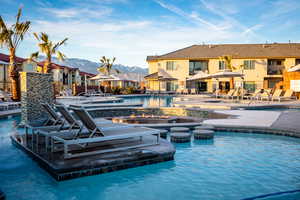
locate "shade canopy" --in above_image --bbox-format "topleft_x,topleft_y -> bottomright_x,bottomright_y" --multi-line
144,69 -> 177,81
89,73 -> 112,80
187,71 -> 210,81
0,61 -> 9,65
288,64 -> 300,72
209,71 -> 244,79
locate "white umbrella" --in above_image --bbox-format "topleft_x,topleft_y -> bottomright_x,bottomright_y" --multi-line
89,73 -> 112,80
187,71 -> 210,80
209,71 -> 244,78
288,64 -> 300,72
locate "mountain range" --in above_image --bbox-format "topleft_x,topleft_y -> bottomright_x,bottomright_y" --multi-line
38,56 -> 148,75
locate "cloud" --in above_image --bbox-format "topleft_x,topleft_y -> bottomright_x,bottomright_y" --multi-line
42,7 -> 112,19
261,0 -> 300,19
154,0 -> 223,31
200,0 -> 262,37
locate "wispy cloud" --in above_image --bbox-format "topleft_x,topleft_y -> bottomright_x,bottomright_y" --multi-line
154,0 -> 224,31
261,0 -> 300,19
200,0 -> 262,37
42,7 -> 112,19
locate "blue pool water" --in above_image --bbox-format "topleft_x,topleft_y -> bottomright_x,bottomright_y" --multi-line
122,95 -> 174,107
1,117 -> 300,200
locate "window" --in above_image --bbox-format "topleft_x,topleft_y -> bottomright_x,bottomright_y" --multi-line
166,61 -> 176,71
219,61 -> 225,70
244,81 -> 256,92
189,61 -> 208,75
244,60 -> 255,70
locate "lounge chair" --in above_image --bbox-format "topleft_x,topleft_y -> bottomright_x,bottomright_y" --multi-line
221,89 -> 235,99
270,89 -> 283,101
41,103 -> 65,126
272,89 -> 297,102
176,88 -> 183,94
47,107 -> 160,159
230,88 -> 241,100
245,89 -> 261,100
183,89 -> 189,94
259,89 -> 272,101
190,88 -> 197,95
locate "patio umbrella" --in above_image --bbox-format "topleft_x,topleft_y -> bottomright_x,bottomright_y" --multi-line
288,64 -> 300,72
89,73 -> 112,80
209,71 -> 244,79
209,71 -> 244,98
187,71 -> 210,81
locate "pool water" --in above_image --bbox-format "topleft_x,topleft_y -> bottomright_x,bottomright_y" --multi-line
122,95 -> 174,107
1,117 -> 300,200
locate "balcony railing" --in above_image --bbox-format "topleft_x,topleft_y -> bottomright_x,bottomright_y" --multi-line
267,65 -> 284,75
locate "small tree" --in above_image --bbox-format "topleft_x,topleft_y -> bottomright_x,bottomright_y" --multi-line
31,32 -> 68,73
97,56 -> 117,75
0,8 -> 31,100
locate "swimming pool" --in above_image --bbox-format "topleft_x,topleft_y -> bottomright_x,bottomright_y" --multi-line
122,95 -> 174,107
1,117 -> 300,200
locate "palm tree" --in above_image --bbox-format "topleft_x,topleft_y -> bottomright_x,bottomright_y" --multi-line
0,8 -> 31,101
97,56 -> 117,75
31,32 -> 68,73
219,55 -> 237,71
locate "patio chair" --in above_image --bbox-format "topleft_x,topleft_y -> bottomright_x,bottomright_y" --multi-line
270,89 -> 283,101
48,107 -> 160,159
230,88 -> 241,100
190,88 -> 197,95
183,89 -> 189,94
221,89 -> 235,99
41,103 -> 65,126
176,88 -> 183,94
245,89 -> 261,100
272,89 -> 297,102
259,89 -> 272,101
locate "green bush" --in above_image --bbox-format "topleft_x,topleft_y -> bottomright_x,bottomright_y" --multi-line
111,86 -> 122,95
124,86 -> 136,94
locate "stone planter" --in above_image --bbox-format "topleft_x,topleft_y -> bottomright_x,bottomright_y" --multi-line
170,132 -> 191,143
193,130 -> 214,139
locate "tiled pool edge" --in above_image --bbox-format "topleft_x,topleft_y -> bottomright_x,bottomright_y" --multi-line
11,136 -> 175,181
213,125 -> 300,138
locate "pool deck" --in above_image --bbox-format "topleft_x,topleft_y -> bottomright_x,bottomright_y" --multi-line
11,131 -> 175,181
173,95 -> 300,110
203,109 -> 300,137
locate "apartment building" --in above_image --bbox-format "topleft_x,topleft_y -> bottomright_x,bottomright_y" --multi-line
0,53 -> 96,94
145,43 -> 300,93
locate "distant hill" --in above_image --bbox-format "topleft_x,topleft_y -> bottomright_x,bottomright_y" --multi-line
37,56 -> 148,75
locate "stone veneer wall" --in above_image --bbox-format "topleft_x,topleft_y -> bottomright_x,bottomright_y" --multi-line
20,72 -> 54,125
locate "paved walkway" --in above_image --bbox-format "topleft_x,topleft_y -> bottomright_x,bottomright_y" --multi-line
271,111 -> 300,132
204,110 -> 281,127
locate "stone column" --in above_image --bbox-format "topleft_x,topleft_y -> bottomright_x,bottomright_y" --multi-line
20,72 -> 54,126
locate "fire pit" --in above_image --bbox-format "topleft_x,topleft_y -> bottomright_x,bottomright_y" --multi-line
111,114 -> 198,124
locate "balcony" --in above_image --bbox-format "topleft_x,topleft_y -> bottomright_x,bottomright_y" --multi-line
267,65 -> 284,75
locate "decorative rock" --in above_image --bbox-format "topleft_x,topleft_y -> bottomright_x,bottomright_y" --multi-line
159,129 -> 168,138
194,125 -> 214,130
0,190 -> 5,200
170,127 -> 189,132
170,132 -> 191,143
193,130 -> 214,139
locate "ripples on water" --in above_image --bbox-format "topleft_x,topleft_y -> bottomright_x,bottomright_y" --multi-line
1,117 -> 300,200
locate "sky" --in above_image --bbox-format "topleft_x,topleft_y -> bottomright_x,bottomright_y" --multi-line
0,0 -> 300,68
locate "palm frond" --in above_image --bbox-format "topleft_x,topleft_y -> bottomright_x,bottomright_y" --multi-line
56,51 -> 66,61
29,51 -> 39,61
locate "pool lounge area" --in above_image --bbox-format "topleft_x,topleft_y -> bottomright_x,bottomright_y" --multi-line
2,116 -> 300,200
2,95 -> 300,200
